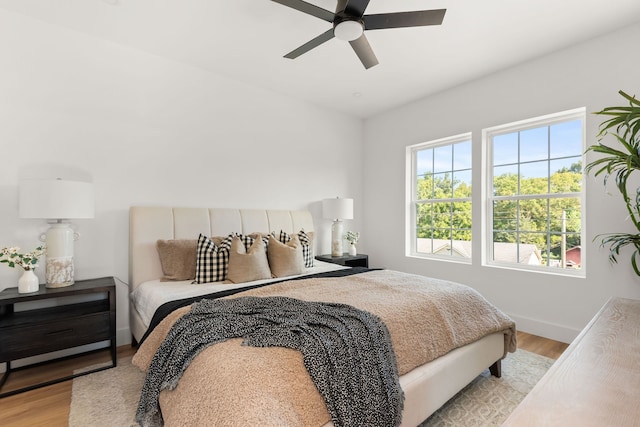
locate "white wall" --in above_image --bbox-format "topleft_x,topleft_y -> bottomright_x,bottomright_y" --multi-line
0,9 -> 364,346
363,22 -> 640,343
4,8 -> 637,351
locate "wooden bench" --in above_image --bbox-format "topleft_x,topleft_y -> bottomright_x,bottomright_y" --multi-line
503,297 -> 640,426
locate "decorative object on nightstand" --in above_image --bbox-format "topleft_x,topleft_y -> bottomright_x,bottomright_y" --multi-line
0,245 -> 46,294
322,197 -> 353,257
19,179 -> 94,288
18,269 -> 38,294
344,231 -> 359,256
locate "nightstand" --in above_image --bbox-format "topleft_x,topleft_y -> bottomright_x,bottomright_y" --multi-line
0,277 -> 116,398
316,253 -> 369,268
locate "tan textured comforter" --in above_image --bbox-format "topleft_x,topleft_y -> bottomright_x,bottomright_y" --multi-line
133,269 -> 516,426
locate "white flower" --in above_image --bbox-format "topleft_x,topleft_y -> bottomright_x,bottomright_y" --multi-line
344,231 -> 360,245
0,245 -> 46,270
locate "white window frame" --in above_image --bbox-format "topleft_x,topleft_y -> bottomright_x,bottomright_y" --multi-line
406,132 -> 473,262
482,108 -> 586,276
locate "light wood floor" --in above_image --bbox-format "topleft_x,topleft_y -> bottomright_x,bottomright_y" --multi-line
0,331 -> 568,427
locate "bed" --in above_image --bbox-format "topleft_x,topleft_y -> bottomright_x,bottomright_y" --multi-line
128,206 -> 516,427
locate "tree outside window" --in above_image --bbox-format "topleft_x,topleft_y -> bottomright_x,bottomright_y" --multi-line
486,109 -> 585,272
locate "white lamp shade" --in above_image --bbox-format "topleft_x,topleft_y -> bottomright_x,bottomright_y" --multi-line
322,197 -> 354,220
19,179 -> 95,219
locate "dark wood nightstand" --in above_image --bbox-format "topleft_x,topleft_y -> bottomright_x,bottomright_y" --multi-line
316,253 -> 369,268
0,276 -> 116,398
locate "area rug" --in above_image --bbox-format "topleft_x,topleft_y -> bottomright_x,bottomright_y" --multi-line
420,349 -> 554,426
69,349 -> 553,427
69,357 -> 144,427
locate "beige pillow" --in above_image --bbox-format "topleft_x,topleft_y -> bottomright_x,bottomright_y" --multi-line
274,229 -> 315,268
156,239 -> 197,281
267,234 -> 304,277
227,235 -> 272,284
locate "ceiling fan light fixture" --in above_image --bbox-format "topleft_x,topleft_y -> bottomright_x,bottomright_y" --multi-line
273,1 -> 446,69
334,20 -> 364,41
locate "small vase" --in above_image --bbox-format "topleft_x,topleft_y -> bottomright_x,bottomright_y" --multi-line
348,244 -> 357,256
19,269 -> 40,294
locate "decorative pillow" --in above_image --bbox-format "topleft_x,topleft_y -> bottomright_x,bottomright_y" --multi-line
275,230 -> 314,268
156,239 -> 197,281
267,234 -> 304,277
227,236 -> 272,284
237,232 -> 270,252
194,233 -> 233,284
298,230 -> 314,267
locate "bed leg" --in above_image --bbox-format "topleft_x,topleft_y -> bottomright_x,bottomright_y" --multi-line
131,335 -> 139,348
489,360 -> 502,378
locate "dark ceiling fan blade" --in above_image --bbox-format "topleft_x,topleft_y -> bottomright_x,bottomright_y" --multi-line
349,34 -> 378,69
284,29 -> 335,59
271,0 -> 334,22
343,0 -> 370,17
364,9 -> 446,30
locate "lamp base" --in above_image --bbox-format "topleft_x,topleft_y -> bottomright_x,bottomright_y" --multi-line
42,222 -> 76,288
45,256 -> 74,288
331,220 -> 344,257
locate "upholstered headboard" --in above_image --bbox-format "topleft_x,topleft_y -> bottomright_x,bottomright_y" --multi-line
129,206 -> 314,291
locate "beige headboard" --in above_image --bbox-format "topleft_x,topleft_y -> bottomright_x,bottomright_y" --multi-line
129,206 -> 314,291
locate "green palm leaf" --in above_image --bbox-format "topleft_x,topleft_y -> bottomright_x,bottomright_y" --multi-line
586,90 -> 640,276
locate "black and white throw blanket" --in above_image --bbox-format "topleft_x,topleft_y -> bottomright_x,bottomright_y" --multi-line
135,295 -> 404,427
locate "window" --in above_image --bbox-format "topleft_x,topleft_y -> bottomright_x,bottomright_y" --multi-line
484,108 -> 585,274
407,133 -> 472,260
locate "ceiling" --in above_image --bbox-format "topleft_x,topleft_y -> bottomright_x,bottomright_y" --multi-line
1,0 -> 640,118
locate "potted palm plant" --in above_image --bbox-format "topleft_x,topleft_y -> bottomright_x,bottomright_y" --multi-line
585,90 -> 640,274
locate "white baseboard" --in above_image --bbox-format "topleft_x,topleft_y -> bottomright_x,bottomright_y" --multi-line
508,313 -> 581,344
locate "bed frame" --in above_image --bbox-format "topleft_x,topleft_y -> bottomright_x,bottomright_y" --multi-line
128,206 -> 504,426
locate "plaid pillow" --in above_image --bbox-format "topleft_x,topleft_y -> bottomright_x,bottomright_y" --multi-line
194,233 -> 233,283
297,230 -> 313,267
274,229 -> 313,268
235,233 -> 270,252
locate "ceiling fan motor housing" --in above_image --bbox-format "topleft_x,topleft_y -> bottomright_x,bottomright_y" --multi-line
334,19 -> 364,41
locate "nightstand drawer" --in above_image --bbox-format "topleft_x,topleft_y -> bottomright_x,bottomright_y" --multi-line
0,312 -> 111,362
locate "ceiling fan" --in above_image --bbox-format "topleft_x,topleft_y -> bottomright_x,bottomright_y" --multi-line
271,0 -> 446,69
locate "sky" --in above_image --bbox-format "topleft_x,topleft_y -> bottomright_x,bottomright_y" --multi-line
416,119 -> 583,188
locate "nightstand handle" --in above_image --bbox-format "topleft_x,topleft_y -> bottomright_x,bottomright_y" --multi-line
46,328 -> 74,336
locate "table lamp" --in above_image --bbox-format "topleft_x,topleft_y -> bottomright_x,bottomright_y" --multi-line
322,197 -> 353,257
19,179 -> 94,288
